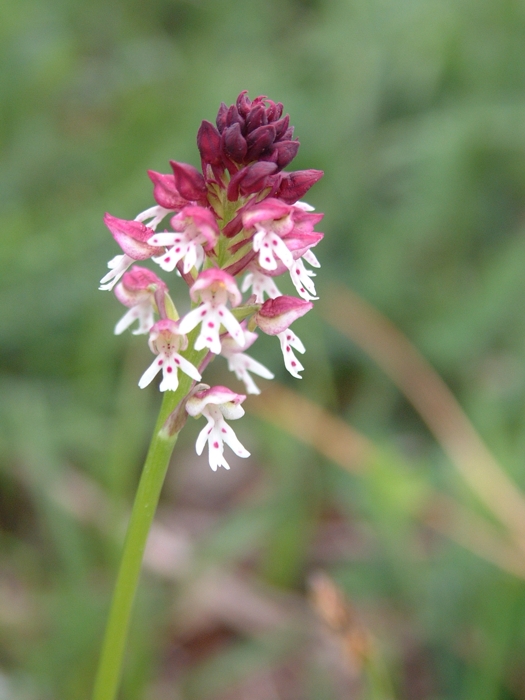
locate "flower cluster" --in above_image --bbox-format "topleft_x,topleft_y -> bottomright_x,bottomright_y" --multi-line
100,92 -> 323,471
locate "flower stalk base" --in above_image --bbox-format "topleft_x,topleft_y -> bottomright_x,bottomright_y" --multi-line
92,385 -> 188,700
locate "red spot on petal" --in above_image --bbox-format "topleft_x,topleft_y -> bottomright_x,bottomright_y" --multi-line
272,240 -> 279,246
264,242 -> 269,247
221,428 -> 227,433
165,257 -> 171,262
265,257 -> 271,263
286,346 -> 291,352
291,361 -> 297,367
158,359 -> 163,365
208,321 -> 214,328
175,358 -> 180,365
206,337 -> 213,342
213,441 -> 219,449
201,309 -> 207,316
167,366 -> 173,373
218,310 -> 224,316
286,335 -> 291,340
175,247 -> 181,253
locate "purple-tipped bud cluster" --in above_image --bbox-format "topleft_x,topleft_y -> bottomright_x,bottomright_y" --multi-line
100,92 -> 324,471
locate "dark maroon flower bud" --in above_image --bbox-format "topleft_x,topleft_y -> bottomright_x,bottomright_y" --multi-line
147,171 -> 188,210
226,161 -> 278,201
216,102 -> 228,133
246,124 -> 276,161
274,115 -> 290,140
169,161 -> 208,203
239,161 -> 278,196
273,140 -> 300,169
236,90 -> 252,117
226,104 -> 244,131
197,120 -> 222,166
266,101 -> 283,121
275,169 -> 324,204
283,127 -> 295,140
246,104 -> 267,132
222,123 -> 248,162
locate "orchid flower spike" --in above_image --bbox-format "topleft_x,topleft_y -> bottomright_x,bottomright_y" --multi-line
139,319 -> 201,392
186,384 -> 250,471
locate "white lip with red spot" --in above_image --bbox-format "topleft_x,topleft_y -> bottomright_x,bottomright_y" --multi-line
277,329 -> 306,379
252,226 -> 294,272
186,384 -> 250,471
289,258 -> 318,301
138,320 -> 201,392
178,269 -> 245,355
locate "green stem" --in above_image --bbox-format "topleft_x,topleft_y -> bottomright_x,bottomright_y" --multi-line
91,388 -> 182,700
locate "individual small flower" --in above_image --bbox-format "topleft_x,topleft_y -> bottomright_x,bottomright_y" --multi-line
138,319 -> 201,392
99,214 -> 159,290
114,266 -> 168,335
254,295 -> 313,335
254,295 -> 313,378
274,169 -> 324,204
186,384 -> 250,471
221,330 -> 274,395
243,199 -> 295,272
178,269 -> 245,354
241,268 -> 281,303
148,205 -> 219,273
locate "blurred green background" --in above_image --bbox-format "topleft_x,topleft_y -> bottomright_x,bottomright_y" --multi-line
3,0 -> 525,698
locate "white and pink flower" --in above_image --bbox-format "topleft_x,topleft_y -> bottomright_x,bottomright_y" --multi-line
139,319 -> 201,392
255,295 -> 313,379
99,214 -> 160,290
186,384 -> 250,471
221,330 -> 274,395
178,269 -> 245,354
148,205 -> 219,274
113,266 -> 168,336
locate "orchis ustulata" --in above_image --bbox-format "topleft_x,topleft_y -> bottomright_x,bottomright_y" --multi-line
94,91 -> 324,700
100,91 -> 324,471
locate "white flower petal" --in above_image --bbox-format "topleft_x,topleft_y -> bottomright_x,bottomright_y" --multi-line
138,357 -> 163,388
159,365 -> 180,392
218,308 -> 245,346
195,422 -> 213,456
220,421 -> 250,458
114,307 -> 140,335
178,304 -> 210,335
174,354 -> 202,381
99,254 -> 134,291
302,249 -> 320,268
